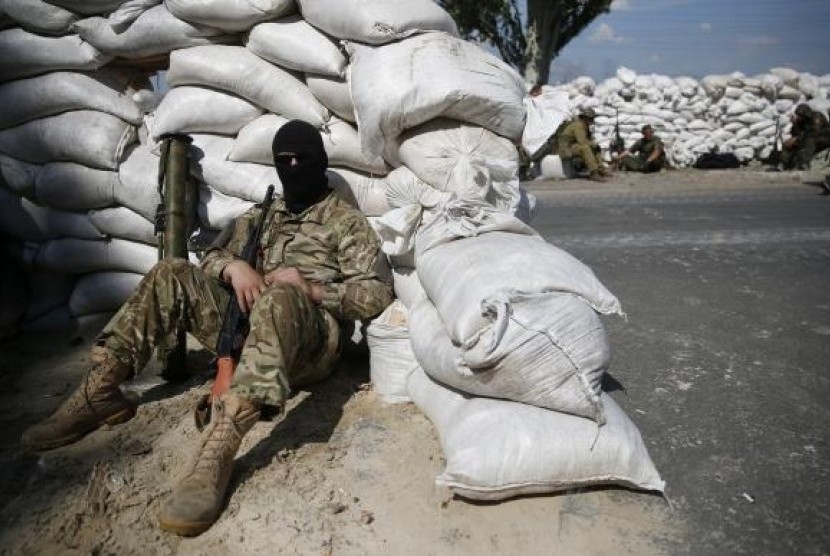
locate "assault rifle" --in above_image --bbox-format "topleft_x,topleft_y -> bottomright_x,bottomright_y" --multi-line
766,118 -> 783,168
609,109 -> 626,166
194,184 -> 275,429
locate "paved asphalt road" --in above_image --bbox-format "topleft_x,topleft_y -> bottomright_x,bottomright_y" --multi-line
526,176 -> 830,555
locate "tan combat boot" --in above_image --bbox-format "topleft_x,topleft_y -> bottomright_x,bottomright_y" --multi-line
158,393 -> 259,537
588,172 -> 608,182
21,347 -> 136,452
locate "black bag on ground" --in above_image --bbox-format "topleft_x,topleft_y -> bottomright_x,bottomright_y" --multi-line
693,152 -> 740,169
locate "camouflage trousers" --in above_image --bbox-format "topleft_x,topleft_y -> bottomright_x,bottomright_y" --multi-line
619,155 -> 662,173
96,259 -> 341,407
561,143 -> 605,174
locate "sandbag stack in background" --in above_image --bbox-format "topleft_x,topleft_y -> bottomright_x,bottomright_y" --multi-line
534,66 -> 830,174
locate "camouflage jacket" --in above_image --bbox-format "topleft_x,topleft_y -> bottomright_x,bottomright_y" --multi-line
792,110 -> 830,141
201,191 -> 392,322
556,118 -> 596,157
631,136 -> 665,163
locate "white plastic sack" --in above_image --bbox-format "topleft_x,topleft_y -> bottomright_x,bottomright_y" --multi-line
166,0 -> 295,32
0,187 -> 103,241
190,134 -> 280,202
539,154 -> 577,179
69,271 -> 143,316
297,0 -> 457,44
0,0 -> 78,36
328,168 -> 390,217
0,71 -> 143,129
247,16 -> 346,78
366,300 -> 416,403
0,111 -> 136,170
408,368 -> 665,501
198,185 -> 254,230
521,90 -> 569,158
0,28 -> 111,83
306,74 -> 355,123
397,119 -> 521,216
28,237 -> 158,274
409,293 -> 609,421
167,45 -> 329,127
0,154 -> 39,196
89,206 -> 156,245
150,86 -> 263,140
41,0 -> 124,15
108,0 -> 161,32
116,143 -> 161,220
72,5 -> 234,59
390,266 -> 425,307
415,200 -> 622,349
34,163 -> 119,211
348,33 -> 526,162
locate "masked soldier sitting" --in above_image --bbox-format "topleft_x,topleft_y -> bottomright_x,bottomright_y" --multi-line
781,103 -> 830,170
616,125 -> 666,173
21,120 -> 393,537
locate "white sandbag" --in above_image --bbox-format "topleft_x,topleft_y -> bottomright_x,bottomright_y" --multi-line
769,67 -> 799,87
616,67 -> 636,86
0,110 -> 136,170
247,16 -> 346,78
0,28 -> 111,83
408,368 -> 665,501
29,237 -> 158,274
0,187 -> 104,241
366,300 -> 416,403
167,45 -> 329,127
89,206 -> 156,244
348,33 -> 526,163
72,5 -> 234,59
297,0 -> 457,44
328,167 -> 390,217
0,71 -> 142,130
0,154 -> 39,196
390,266 -> 425,307
108,0 -> 161,32
34,162 -> 118,210
69,271 -> 143,316
198,185 -> 254,230
42,0 -> 124,15
415,200 -> 622,350
0,0 -> 77,35
230,115 -> 388,174
410,292 -> 609,421
539,154 -> 577,179
190,134 -> 280,202
116,144 -> 162,222
522,90 -> 570,158
306,73 -> 356,124
149,86 -> 263,140
166,0 -> 294,33
777,85 -> 803,101
397,118 -> 521,215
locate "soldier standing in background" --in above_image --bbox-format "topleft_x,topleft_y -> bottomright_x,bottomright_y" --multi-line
556,107 -> 612,182
781,103 -> 830,170
617,125 -> 667,173
20,120 -> 393,537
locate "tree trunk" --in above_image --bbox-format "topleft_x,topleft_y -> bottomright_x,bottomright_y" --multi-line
524,0 -> 560,85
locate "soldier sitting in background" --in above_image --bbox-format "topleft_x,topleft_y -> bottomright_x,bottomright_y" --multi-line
781,103 -> 830,170
616,125 -> 666,173
556,107 -> 611,182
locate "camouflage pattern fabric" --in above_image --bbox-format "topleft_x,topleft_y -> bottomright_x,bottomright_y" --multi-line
784,109 -> 830,169
97,190 -> 392,407
620,136 -> 665,173
556,118 -> 605,173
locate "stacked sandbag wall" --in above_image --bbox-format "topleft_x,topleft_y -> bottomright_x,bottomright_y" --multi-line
537,66 -> 830,169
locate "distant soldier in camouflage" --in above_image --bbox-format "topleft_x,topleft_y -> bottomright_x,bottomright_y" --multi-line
21,120 -> 393,537
556,107 -> 612,182
617,125 -> 666,173
781,103 -> 830,170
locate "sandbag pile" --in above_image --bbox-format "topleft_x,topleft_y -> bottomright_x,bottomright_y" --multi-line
0,3 -> 191,328
537,66 -> 830,169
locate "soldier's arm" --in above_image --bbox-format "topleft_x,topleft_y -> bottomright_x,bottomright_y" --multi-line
200,208 -> 259,281
574,122 -> 591,147
321,214 -> 393,321
647,138 -> 664,162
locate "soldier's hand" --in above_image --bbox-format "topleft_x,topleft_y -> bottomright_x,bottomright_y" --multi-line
264,267 -> 324,305
223,260 -> 266,312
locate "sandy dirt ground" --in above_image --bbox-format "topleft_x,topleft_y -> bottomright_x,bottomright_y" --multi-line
0,166 -> 814,555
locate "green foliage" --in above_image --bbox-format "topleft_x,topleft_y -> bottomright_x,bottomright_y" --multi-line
439,0 -> 612,84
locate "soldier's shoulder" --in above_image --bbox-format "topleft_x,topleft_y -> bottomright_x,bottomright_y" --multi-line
326,193 -> 372,227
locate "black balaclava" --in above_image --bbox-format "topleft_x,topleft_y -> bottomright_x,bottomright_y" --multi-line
272,120 -> 329,214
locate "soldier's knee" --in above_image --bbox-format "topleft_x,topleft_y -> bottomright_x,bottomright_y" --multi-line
256,283 -> 307,310
148,258 -> 192,283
